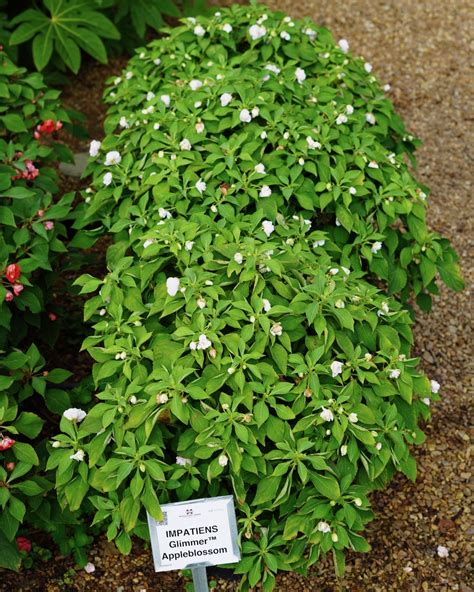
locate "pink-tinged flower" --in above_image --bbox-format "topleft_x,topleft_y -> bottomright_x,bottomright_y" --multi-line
431,379 -> 440,393
84,562 -> 95,574
0,437 -> 16,451
5,263 -> 20,283
5,291 -> 13,302
16,537 -> 32,553
317,521 -> 331,533
37,119 -> 57,134
12,284 -> 23,296
437,545 -> 449,558
338,39 -> 349,53
48,312 -> 57,321
37,209 -> 45,217
320,407 -> 334,422
44,221 -> 54,231
89,140 -> 101,157
331,360 -> 343,377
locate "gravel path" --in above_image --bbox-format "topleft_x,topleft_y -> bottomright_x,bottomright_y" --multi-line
3,1 -> 472,590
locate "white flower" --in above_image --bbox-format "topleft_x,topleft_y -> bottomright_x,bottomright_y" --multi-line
306,136 -> 321,150
180,138 -> 192,151
364,353 -> 373,362
195,179 -> 206,194
331,361 -> 343,377
260,185 -> 272,197
220,92 -> 233,107
160,94 -> 170,107
317,521 -> 331,533
348,413 -> 358,424
114,77 -> 121,85
335,299 -> 345,308
194,24 -> 206,36
341,266 -> 351,276
222,23 -> 232,33
218,454 -> 229,467
176,456 -> 192,466
368,160 -> 379,169
195,122 -> 205,134
354,498 -> 363,507
189,341 -> 197,350
349,186 -> 357,195
249,24 -> 266,40
89,140 -> 101,157
366,112 -> 376,125
270,323 -> 283,337
153,124 -> 160,131
196,297 -> 206,309
197,334 -> 212,350
280,31 -> 290,41
262,220 -> 275,237
329,268 -> 339,275
338,39 -> 349,53
313,239 -> 326,248
70,449 -> 85,462
185,240 -> 194,251
320,407 -> 334,422
227,367 -> 235,375
153,58 -> 161,65
146,91 -> 155,101
251,106 -> 260,118
194,101 -> 202,108
265,64 -> 280,75
129,395 -> 137,405
254,163 -> 266,174
143,239 -> 154,249
299,158 -> 305,165
119,116 -> 129,129
166,277 -> 180,296
233,252 -> 243,264
303,27 -> 317,40
376,442 -> 382,450
364,62 -> 373,73
422,397 -> 431,406
262,298 -> 271,312
431,379 -> 440,393
104,151 -> 121,166
390,369 -> 401,379
336,114 -> 348,125
103,172 -> 113,186
260,131 -> 267,140
84,563 -> 95,574
240,109 -> 252,123
159,208 -> 171,219
295,67 -> 306,84
52,441 -> 61,448
157,393 -> 168,404
125,71 -> 133,80
189,79 -> 203,91
371,241 -> 383,254
63,408 -> 87,422
331,532 -> 339,542
437,545 -> 449,558
384,83 -> 391,91
346,105 -> 354,115
340,444 -> 348,456
335,218 -> 341,226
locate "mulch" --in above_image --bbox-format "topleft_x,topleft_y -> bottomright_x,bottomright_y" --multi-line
1,0 -> 472,590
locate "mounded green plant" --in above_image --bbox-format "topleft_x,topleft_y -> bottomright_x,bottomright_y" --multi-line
55,3 -> 456,589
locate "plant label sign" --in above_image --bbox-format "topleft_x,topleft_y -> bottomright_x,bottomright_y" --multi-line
147,495 -> 241,572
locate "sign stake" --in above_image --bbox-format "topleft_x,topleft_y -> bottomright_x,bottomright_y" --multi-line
191,566 -> 209,592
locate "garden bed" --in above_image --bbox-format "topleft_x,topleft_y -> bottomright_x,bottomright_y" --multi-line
1,0 -> 472,590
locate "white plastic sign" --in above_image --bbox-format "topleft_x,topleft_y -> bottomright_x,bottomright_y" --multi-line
147,495 -> 241,572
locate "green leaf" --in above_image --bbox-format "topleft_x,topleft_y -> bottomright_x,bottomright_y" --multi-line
33,30 -> 54,70
13,443 -> 39,466
253,476 -> 281,506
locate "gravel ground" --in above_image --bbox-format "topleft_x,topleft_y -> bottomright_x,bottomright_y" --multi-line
2,0 -> 472,590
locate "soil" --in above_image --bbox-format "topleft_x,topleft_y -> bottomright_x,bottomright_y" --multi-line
1,0 -> 472,590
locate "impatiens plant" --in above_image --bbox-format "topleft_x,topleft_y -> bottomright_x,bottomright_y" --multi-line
56,3 -> 457,589
0,48 -> 75,346
79,2 -> 462,310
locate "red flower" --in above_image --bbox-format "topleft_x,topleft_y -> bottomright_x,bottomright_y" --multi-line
38,119 -> 56,134
48,312 -> 57,321
16,537 -> 32,553
0,437 -> 16,451
5,291 -> 13,302
5,263 -> 20,283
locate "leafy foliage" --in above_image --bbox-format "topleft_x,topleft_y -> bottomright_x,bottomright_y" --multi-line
54,4 -> 456,589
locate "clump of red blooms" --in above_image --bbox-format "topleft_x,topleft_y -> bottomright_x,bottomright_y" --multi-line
16,537 -> 32,553
33,119 -> 62,140
4,263 -> 23,302
0,437 -> 16,451
12,158 -> 39,181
